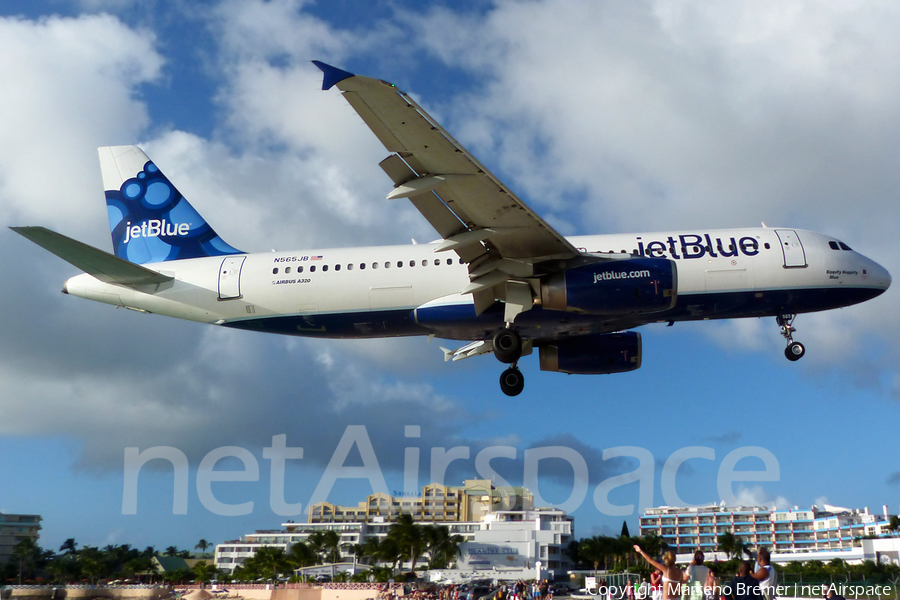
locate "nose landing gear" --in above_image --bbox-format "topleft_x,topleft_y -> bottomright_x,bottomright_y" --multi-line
493,327 -> 525,396
777,314 -> 805,361
499,366 -> 525,396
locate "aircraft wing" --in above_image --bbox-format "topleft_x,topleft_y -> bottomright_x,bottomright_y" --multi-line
10,226 -> 173,286
314,62 -> 581,303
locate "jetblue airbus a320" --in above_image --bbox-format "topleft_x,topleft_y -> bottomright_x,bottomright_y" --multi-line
12,62 -> 891,396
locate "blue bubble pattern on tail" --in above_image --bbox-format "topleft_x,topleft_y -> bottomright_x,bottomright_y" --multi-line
106,161 -> 242,264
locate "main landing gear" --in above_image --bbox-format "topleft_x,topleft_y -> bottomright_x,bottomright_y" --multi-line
777,313 -> 805,361
493,327 -> 525,396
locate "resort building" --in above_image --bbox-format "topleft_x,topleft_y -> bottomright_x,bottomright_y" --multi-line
0,513 -> 42,566
306,479 -> 534,524
639,503 -> 899,560
215,480 -> 573,578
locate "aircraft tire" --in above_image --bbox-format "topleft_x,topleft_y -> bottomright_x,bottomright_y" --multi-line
493,329 -> 522,364
499,367 -> 525,397
785,342 -> 805,361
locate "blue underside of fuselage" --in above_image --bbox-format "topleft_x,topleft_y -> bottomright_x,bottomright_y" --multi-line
219,286 -> 884,342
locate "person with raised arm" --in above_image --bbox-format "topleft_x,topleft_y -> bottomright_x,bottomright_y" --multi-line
634,545 -> 684,600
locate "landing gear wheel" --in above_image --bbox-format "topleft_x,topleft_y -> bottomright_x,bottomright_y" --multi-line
785,342 -> 805,361
499,367 -> 525,397
776,313 -> 805,362
493,328 -> 522,364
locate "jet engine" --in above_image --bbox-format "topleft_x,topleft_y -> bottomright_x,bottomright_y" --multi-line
540,257 -> 676,314
539,332 -> 642,374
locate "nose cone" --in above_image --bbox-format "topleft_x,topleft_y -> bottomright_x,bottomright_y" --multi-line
865,258 -> 892,294
870,261 -> 891,291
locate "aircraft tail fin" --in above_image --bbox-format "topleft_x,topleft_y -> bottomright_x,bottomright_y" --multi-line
100,146 -> 243,264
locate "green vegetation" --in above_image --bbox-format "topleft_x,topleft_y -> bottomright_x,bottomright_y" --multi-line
2,519 -> 466,586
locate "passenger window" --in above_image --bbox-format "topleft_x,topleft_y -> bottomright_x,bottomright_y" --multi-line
397,261 -> 403,268
298,266 -> 304,273
459,258 -> 464,264
409,260 -> 415,267
272,268 -> 279,275
286,267 -> 291,274
347,264 -> 353,270
385,262 -> 390,268
360,263 -> 365,270
335,264 -> 341,271
446,258 -> 452,265
764,243 -> 770,249
434,259 -> 440,266
839,242 -> 852,251
310,266 -> 316,272
422,260 -> 427,266
323,265 -> 329,272
372,262 -> 378,269
829,241 -> 840,250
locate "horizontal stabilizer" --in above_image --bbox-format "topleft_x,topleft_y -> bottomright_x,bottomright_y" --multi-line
10,226 -> 173,286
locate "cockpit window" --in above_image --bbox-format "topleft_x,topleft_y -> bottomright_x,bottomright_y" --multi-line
839,242 -> 852,251
829,241 -> 840,250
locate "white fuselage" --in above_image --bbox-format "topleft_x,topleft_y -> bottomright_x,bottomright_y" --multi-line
62,227 -> 891,342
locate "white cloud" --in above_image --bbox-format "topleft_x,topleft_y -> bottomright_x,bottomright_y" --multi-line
0,14 -> 162,236
734,485 -> 793,511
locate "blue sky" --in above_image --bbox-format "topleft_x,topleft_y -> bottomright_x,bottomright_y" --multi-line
0,0 -> 898,555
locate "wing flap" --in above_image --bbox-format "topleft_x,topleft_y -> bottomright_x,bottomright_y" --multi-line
11,226 -> 174,286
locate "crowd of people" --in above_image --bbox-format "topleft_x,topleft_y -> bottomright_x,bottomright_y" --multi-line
632,545 -> 779,600
374,580 -> 555,600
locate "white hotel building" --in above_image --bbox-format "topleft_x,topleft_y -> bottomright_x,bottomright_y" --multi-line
639,503 -> 900,563
215,480 -> 574,577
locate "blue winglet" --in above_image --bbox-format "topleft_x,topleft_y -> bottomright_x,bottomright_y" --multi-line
312,60 -> 355,90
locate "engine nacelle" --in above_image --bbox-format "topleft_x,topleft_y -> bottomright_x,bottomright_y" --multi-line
540,257 -> 676,314
539,332 -> 642,374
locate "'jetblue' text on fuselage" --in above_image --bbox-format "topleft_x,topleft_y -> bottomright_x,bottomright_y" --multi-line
630,234 -> 760,259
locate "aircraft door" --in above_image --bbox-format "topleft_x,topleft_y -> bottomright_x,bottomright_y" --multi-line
775,229 -> 807,268
218,256 -> 246,300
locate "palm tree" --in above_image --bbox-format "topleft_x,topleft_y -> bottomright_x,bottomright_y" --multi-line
164,546 -> 180,557
717,531 -> 737,558
195,539 -> 212,557
307,530 -> 341,564
59,538 -> 78,556
361,536 -> 383,566
638,533 -> 664,558
388,514 -> 427,574
323,530 -> 342,563
579,537 -> 606,576
251,547 -> 291,582
79,551 -> 107,584
12,538 -> 40,584
377,535 -> 403,576
289,541 -> 317,580
193,560 -> 219,583
45,556 -> 74,584
889,516 -> 900,536
424,525 -> 464,569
